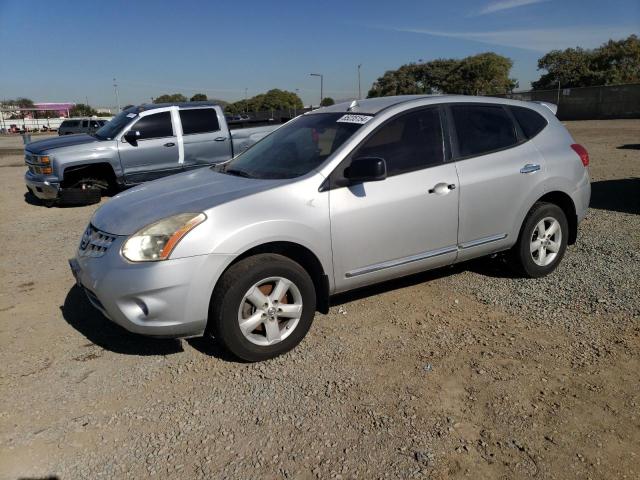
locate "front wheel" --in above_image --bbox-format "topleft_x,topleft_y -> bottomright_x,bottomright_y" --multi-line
208,254 -> 316,362
509,202 -> 568,278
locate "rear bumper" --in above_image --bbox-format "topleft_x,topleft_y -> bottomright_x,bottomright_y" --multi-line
25,171 -> 60,200
573,174 -> 591,223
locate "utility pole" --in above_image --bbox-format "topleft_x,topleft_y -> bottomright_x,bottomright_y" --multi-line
244,88 -> 248,113
556,79 -> 561,106
294,88 -> 300,116
357,64 -> 362,100
113,77 -> 121,113
310,73 -> 323,107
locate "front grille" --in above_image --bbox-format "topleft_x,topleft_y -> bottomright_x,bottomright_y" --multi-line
78,224 -> 116,258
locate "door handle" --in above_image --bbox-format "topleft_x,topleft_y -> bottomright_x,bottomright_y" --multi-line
428,183 -> 456,195
163,142 -> 175,147
214,137 -> 227,142
520,163 -> 540,174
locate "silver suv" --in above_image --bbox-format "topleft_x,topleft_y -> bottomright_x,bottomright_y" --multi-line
70,95 -> 591,361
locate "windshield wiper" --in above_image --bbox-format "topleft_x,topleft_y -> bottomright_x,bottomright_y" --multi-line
225,168 -> 253,178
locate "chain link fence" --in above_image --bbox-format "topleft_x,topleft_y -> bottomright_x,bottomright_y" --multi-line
492,83 -> 640,120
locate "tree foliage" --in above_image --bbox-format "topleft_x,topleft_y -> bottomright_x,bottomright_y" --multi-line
320,97 -> 335,106
225,89 -> 303,114
153,93 -> 188,103
367,53 -> 517,97
190,93 -> 208,101
69,103 -> 98,117
532,34 -> 640,89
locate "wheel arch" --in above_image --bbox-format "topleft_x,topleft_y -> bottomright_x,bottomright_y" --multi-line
216,241 -> 330,314
61,162 -> 118,189
534,191 -> 578,245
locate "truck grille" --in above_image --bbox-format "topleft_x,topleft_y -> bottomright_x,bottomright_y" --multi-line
78,224 -> 116,258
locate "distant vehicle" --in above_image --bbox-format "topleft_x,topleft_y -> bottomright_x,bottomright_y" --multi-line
58,118 -> 108,135
69,95 -> 590,361
24,102 -> 278,205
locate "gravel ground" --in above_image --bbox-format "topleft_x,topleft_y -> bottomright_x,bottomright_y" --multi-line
0,120 -> 639,479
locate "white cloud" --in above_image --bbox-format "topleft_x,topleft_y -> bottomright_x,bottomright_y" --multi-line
474,0 -> 550,16
382,25 -> 638,52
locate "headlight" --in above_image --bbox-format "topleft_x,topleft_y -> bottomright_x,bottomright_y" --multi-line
121,213 -> 206,262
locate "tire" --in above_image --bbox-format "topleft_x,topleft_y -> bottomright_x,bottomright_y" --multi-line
209,254 -> 316,362
509,202 -> 568,278
60,176 -> 109,206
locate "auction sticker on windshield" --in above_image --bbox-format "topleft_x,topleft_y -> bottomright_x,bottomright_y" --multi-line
336,114 -> 372,124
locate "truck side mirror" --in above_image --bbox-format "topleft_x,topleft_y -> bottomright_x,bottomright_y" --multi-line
124,130 -> 140,145
344,157 -> 387,184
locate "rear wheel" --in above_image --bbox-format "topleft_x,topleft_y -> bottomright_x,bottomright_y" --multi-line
509,202 -> 568,278
209,254 -> 316,362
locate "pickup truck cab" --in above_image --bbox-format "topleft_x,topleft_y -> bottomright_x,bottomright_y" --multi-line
24,102 -> 276,205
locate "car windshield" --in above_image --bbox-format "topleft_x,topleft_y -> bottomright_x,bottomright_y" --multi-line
94,109 -> 137,140
223,113 -> 369,179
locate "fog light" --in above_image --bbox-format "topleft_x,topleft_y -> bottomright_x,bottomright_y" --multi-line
41,166 -> 52,175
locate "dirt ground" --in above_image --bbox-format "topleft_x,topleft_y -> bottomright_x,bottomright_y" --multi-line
0,121 -> 638,479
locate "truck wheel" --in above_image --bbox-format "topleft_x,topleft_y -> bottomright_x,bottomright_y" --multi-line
509,202 -> 568,278
61,177 -> 109,205
208,254 -> 316,362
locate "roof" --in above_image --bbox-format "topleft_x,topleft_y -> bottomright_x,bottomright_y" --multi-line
309,94 -> 550,116
134,101 -> 219,112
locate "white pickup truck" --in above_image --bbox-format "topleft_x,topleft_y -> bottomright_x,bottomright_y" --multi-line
24,102 -> 278,205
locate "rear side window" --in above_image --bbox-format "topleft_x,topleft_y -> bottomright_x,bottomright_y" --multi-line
451,105 -> 518,158
81,120 -> 89,128
179,108 -> 220,135
356,108 -> 444,176
510,106 -> 547,139
62,120 -> 79,128
133,112 -> 173,139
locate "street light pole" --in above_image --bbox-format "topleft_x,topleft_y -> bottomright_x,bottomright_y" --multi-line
113,77 -> 121,112
357,64 -> 362,100
310,73 -> 323,107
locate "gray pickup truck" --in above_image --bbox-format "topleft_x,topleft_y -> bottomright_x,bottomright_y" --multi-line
24,101 -> 277,205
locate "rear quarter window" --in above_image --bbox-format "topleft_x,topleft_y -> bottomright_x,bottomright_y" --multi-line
510,106 -> 548,139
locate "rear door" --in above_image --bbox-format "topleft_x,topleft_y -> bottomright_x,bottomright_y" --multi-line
117,110 -> 180,183
449,103 -> 546,261
179,107 -> 232,170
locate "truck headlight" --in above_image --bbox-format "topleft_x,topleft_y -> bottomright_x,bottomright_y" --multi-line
121,213 -> 206,262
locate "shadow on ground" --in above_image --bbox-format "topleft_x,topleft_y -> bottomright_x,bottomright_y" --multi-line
590,178 -> 640,215
616,144 -> 640,150
61,285 -> 184,356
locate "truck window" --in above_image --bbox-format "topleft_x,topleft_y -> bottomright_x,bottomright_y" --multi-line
82,120 -> 89,128
179,109 -> 220,135
132,112 -> 173,140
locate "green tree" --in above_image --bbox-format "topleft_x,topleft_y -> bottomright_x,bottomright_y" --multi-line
320,97 -> 335,106
367,53 -> 516,97
532,35 -> 640,89
190,93 -> 208,101
69,103 -> 98,117
15,97 -> 34,108
225,89 -> 303,114
153,93 -> 188,103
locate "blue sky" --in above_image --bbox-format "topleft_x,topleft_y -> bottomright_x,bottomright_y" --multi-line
0,0 -> 637,108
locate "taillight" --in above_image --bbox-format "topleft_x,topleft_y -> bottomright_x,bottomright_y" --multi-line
571,144 -> 589,167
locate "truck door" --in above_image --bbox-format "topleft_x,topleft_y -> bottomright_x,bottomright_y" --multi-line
179,107 -> 232,170
117,110 -> 181,183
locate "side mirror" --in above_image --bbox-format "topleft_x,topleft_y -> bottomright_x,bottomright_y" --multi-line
124,130 -> 140,145
344,157 -> 387,184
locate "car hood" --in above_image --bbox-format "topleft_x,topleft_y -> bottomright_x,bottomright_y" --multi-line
26,134 -> 99,154
91,168 -> 282,235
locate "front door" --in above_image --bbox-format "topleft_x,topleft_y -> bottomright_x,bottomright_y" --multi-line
118,110 -> 180,183
329,107 -> 460,292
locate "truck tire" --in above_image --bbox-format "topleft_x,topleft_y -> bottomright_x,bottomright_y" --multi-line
60,177 -> 106,206
208,254 -> 316,362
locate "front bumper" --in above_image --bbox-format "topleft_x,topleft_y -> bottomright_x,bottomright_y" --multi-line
25,171 -> 60,200
69,237 -> 235,338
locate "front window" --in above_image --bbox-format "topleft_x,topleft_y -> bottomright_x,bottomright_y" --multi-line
94,108 -> 138,140
223,113 -> 369,179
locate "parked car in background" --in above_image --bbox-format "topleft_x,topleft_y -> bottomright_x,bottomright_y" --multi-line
69,95 -> 590,362
58,118 -> 108,135
24,102 -> 277,205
